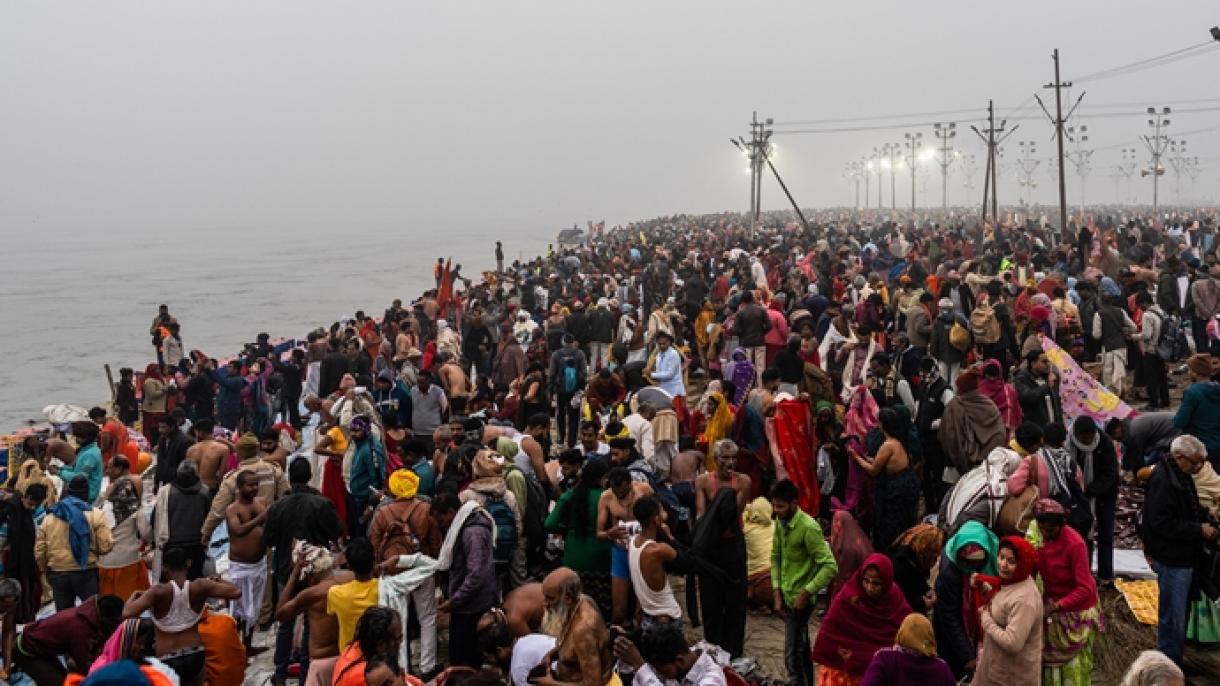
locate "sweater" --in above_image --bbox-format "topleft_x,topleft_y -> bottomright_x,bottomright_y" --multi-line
1036,526 -> 1097,613
1174,381 -> 1220,450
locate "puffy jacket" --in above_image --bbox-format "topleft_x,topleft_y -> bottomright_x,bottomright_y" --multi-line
1142,456 -> 1205,567
448,512 -> 499,614
209,368 -> 246,419
35,503 -> 113,572
1174,381 -> 1220,451
735,303 -> 772,348
586,308 -> 616,344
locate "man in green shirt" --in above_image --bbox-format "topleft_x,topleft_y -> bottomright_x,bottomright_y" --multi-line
770,479 -> 837,686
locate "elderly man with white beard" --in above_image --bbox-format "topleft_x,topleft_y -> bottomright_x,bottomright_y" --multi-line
531,567 -> 614,686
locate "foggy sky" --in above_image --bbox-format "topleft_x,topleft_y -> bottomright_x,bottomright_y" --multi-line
2,1 -> 1218,237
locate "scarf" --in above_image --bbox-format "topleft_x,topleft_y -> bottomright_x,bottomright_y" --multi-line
725,348 -> 755,405
811,553 -> 912,675
701,391 -> 735,471
108,476 -> 140,525
1068,430 -> 1101,487
974,536 -> 1039,607
938,391 -> 1009,476
895,613 -> 938,658
978,360 -> 1023,433
893,524 -> 946,574
843,385 -> 879,440
1038,447 -> 1075,498
49,496 -> 93,570
438,500 -> 487,571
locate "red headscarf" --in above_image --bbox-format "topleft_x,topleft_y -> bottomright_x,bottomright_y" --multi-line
143,363 -> 163,382
811,553 -> 912,675
978,359 -> 1023,433
974,536 -> 1039,607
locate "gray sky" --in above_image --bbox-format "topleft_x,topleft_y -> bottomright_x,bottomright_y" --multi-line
2,1 -> 1218,236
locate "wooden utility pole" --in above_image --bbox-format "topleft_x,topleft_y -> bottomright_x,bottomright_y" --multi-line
1038,49 -> 1083,245
971,100 -> 1015,226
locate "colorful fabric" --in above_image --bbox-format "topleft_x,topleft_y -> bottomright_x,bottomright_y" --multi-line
772,399 -> 819,515
1042,604 -> 1101,669
388,468 -> 420,499
1041,335 -> 1133,424
812,553 -> 912,675
700,391 -> 734,471
843,385 -> 879,439
1114,579 -> 1159,625
99,560 -> 150,604
815,665 -> 862,686
895,612 -> 939,658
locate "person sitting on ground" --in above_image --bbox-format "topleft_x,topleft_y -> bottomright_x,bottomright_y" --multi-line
332,605 -> 403,686
612,620 -> 728,686
121,546 -> 241,686
859,613 -> 956,686
533,567 -> 612,686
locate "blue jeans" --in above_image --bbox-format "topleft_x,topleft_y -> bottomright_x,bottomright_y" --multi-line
273,579 -> 310,680
1152,561 -> 1193,665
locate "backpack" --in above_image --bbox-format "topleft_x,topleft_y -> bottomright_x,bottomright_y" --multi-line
1156,313 -> 1190,362
949,321 -> 972,352
970,301 -> 1002,345
484,494 -> 518,566
510,466 -> 549,556
562,360 -> 579,394
377,500 -> 425,562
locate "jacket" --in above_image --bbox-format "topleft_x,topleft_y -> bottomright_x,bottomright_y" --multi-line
565,311 -> 590,346
1191,275 -> 1220,320
548,347 -> 589,395
154,430 -> 196,490
1174,381 -> 1220,450
448,513 -> 499,614
202,457 -> 287,539
586,308 -> 616,344
17,596 -> 108,671
162,481 -> 211,547
142,378 -> 168,413
209,368 -> 246,418
770,509 -> 837,607
906,305 -> 933,348
1092,304 -> 1135,352
35,505 -> 113,572
932,557 -> 974,677
369,498 -> 442,560
735,303 -> 772,348
263,484 -> 343,585
1012,368 -> 1062,427
974,577 -> 1042,686
1157,269 -> 1188,315
1119,411 -> 1179,471
1143,455 -> 1205,567
58,442 -> 103,504
929,313 -> 966,364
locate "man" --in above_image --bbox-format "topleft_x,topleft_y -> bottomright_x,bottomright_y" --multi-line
1189,264 -> 1220,354
914,357 -> 954,512
368,468 -> 442,675
318,338 -> 352,399
477,608 -> 555,686
154,413 -> 196,491
208,358 -> 248,431
1091,291 -> 1138,398
185,418 -> 231,492
408,370 -> 449,454
35,475 -> 113,610
499,582 -> 545,636
597,464 -> 656,620
272,347 -> 307,429
1174,353 -> 1220,469
550,334 -> 589,448
629,495 -> 683,629
586,368 -> 626,416
937,367 -> 1008,487
734,290 -> 771,383
122,546 -> 241,686
650,331 -> 686,411
226,470 -> 270,650
150,304 -> 177,363
533,567 -> 612,686
154,461 -> 211,581
326,538 -> 379,653
1142,435 -> 1219,665
587,298 -> 617,372
622,402 -> 658,465
1106,412 -> 1179,472
1135,291 -> 1171,410
13,594 -> 123,686
1068,416 -> 1119,584
770,479 -> 837,686
577,420 -> 610,461
89,406 -> 129,467
437,351 -> 473,402
2,484 -> 45,623
695,438 -> 751,517
866,351 -> 915,411
264,459 -> 344,685
433,492 -> 498,668
929,297 -> 967,384
400,437 -> 437,498
1013,350 -> 1063,427
58,421 -> 103,503
496,240 -> 505,273
273,543 -> 351,686
202,433 -> 287,543
612,622 -> 728,686
905,291 -> 935,357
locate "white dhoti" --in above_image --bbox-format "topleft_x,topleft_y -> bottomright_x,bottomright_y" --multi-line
379,553 -> 440,673
227,557 -> 268,626
1101,348 -> 1128,397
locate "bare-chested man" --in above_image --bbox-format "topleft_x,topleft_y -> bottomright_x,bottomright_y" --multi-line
274,544 -> 353,686
436,352 -> 472,400
694,438 -> 751,518
596,467 -> 652,625
501,581 -> 544,637
226,470 -> 268,651
185,418 -> 231,492
533,568 -> 612,686
258,429 -> 290,471
122,547 -> 241,686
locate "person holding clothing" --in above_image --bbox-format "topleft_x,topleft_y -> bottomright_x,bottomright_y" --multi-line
972,536 -> 1043,686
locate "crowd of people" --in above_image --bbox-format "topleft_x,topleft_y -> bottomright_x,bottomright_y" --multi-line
4,205 -> 1220,686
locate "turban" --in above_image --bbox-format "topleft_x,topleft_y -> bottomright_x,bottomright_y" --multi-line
1033,498 -> 1067,519
1030,305 -> 1050,322
235,433 -> 259,459
388,469 -> 420,500
349,416 -> 371,434
292,541 -> 336,581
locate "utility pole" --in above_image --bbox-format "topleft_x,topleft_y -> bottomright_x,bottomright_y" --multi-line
1184,157 -> 1202,206
730,112 -> 773,235
903,132 -> 923,211
1016,141 -> 1040,207
1142,106 -> 1172,217
1065,124 -> 1092,212
933,122 -> 957,210
881,143 -> 899,209
971,100 -> 1015,225
1117,148 -> 1138,205
1167,139 -> 1190,206
1035,48 -> 1079,243
863,155 -> 872,208
844,162 -> 862,208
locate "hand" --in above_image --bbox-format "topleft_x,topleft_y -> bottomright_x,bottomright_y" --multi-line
379,559 -> 401,575
794,590 -> 811,611
773,589 -> 784,614
613,636 -> 645,669
0,665 -> 8,680
437,599 -> 452,614
608,524 -> 627,542
1203,523 -> 1219,541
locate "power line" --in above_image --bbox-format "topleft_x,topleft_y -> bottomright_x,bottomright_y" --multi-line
1070,41 -> 1219,83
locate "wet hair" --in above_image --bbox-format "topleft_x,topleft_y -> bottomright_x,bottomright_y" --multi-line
194,418 -> 215,434
639,621 -> 689,666
632,494 -> 662,526
1015,422 -> 1044,450
162,546 -> 191,571
344,538 -> 375,575
477,613 -> 514,654
878,407 -> 906,439
289,457 -> 311,484
771,479 -> 799,503
606,466 -> 632,488
364,653 -> 402,680
338,607 -> 400,682
96,595 -> 124,621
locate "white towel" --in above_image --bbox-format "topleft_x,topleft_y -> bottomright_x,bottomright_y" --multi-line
228,557 -> 268,625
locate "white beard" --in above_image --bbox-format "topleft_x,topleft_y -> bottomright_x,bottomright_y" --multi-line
541,597 -> 573,638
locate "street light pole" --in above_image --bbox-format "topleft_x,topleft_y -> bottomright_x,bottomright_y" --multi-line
903,132 -> 922,211
1065,125 -> 1092,213
933,122 -> 957,210
1142,106 -> 1172,217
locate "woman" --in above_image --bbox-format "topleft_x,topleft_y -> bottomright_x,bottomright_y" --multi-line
811,553 -> 912,686
697,390 -> 735,471
742,496 -> 775,609
1028,499 -> 1101,686
516,364 -> 549,431
973,536 -> 1043,686
828,510 -> 873,600
853,408 -> 920,552
722,348 -> 756,406
98,457 -> 150,603
888,524 -> 945,615
544,458 -> 613,619
932,521 -> 998,680
141,363 -> 169,446
979,359 -> 1023,436
860,613 -> 957,686
836,385 -> 879,513
333,605 -> 403,686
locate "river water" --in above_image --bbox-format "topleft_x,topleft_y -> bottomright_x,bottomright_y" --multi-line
0,221 -> 554,430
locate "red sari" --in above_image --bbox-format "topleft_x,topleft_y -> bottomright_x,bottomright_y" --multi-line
772,398 -> 819,516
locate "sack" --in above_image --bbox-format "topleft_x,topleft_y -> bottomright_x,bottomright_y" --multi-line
562,361 -> 579,394
949,321 -> 972,352
970,302 -> 1002,345
996,456 -> 1039,535
484,495 -> 519,566
1187,595 -> 1220,643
